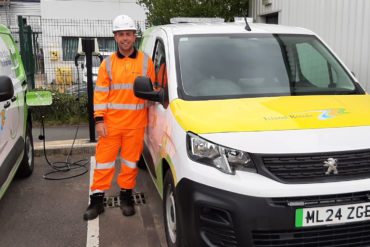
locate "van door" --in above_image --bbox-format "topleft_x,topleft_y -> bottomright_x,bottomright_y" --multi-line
144,32 -> 170,179
0,33 -> 24,183
0,35 -> 14,159
1,33 -> 24,143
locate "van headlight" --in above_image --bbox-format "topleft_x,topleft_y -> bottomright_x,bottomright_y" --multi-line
187,132 -> 256,175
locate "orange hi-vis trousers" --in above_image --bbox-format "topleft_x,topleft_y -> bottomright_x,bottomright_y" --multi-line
90,127 -> 145,193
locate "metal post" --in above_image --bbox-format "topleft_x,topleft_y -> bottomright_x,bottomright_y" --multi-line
82,39 -> 96,142
25,25 -> 35,89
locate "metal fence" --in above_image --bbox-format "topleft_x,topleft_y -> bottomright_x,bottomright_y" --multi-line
9,18 -> 147,94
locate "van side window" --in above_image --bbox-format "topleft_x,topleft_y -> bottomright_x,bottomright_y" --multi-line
296,43 -> 329,86
0,35 -> 14,78
153,40 -> 167,89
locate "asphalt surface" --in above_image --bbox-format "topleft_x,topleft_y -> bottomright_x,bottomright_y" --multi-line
1,134 -> 167,247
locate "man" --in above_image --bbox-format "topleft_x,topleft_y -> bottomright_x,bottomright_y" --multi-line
84,15 -> 155,221
38,48 -> 44,74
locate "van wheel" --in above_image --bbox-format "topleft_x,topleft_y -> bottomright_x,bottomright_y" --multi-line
163,169 -> 183,247
17,121 -> 34,178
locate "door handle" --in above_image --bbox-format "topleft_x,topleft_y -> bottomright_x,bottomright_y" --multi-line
4,101 -> 11,109
11,96 -> 17,102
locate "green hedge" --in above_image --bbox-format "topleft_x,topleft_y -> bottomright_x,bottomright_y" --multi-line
31,90 -> 89,126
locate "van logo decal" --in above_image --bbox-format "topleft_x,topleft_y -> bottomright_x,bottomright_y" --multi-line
300,109 -> 349,120
323,158 -> 338,175
263,108 -> 348,121
0,109 -> 5,131
0,50 -> 12,67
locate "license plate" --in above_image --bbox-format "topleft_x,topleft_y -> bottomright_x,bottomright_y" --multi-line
295,202 -> 370,227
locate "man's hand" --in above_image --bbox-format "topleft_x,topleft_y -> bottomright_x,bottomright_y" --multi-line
96,122 -> 108,137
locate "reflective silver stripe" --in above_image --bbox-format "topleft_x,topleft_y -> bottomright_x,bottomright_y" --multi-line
110,84 -> 133,90
108,103 -> 146,110
94,104 -> 107,110
120,157 -> 137,169
91,189 -> 104,194
95,161 -> 115,170
142,53 -> 149,76
106,56 -> 112,82
95,86 -> 110,92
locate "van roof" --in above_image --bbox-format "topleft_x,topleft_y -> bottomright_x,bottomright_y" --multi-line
158,22 -> 315,36
0,24 -> 11,35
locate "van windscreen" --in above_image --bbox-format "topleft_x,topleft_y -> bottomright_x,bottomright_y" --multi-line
175,34 -> 360,100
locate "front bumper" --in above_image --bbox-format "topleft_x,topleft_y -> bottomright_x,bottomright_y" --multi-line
175,178 -> 370,247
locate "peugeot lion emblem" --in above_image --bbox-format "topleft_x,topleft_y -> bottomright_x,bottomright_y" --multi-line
323,158 -> 338,175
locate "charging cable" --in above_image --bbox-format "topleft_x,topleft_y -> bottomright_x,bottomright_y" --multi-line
41,116 -> 89,180
41,55 -> 89,180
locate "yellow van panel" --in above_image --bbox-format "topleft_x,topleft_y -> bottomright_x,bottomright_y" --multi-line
170,95 -> 370,134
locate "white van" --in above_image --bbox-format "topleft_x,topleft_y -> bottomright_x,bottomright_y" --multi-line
134,20 -> 370,247
67,52 -> 111,95
0,25 -> 34,199
0,25 -> 51,200
81,51 -> 111,85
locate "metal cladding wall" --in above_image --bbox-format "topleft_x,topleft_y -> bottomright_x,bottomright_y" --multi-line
250,0 -> 370,91
0,2 -> 41,28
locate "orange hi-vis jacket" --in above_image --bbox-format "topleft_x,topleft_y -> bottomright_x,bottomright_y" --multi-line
94,49 -> 155,129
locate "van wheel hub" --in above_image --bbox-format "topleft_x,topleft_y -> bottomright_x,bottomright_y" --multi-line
166,187 -> 176,243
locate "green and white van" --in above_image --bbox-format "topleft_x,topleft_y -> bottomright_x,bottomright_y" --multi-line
0,25 -> 51,200
135,19 -> 370,247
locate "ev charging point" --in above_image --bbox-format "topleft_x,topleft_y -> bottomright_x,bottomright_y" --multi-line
80,38 -> 101,143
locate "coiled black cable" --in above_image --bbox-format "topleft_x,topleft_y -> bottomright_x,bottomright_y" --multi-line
41,116 -> 89,180
42,59 -> 89,180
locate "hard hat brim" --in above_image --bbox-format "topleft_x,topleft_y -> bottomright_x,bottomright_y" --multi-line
112,28 -> 137,33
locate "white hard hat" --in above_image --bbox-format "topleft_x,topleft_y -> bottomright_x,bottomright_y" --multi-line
112,15 -> 136,33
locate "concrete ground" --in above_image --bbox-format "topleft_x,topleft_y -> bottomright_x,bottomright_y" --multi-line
0,153 -> 167,247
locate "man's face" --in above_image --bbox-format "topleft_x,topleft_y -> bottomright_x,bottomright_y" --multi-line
114,30 -> 136,53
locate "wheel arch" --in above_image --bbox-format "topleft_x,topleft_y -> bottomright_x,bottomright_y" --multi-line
161,158 -> 171,196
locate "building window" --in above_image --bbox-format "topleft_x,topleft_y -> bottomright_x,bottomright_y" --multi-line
265,12 -> 278,24
62,37 -> 118,61
62,37 -> 78,61
97,38 -> 117,52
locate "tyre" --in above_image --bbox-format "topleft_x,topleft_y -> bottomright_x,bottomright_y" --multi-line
163,169 -> 183,247
16,121 -> 34,178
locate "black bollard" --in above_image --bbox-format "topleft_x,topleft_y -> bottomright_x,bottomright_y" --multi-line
82,39 -> 96,142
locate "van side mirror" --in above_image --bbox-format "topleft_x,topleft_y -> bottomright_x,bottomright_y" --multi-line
134,76 -> 164,104
0,76 -> 14,102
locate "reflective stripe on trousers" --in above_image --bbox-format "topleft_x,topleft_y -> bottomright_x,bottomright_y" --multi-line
90,127 -> 145,191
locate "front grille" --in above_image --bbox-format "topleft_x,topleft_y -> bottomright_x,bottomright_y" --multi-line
253,221 -> 370,247
199,205 -> 238,247
271,191 -> 370,207
201,227 -> 238,247
260,149 -> 370,183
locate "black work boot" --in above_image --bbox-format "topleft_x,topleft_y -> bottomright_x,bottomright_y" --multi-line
83,192 -> 105,221
120,189 -> 135,216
